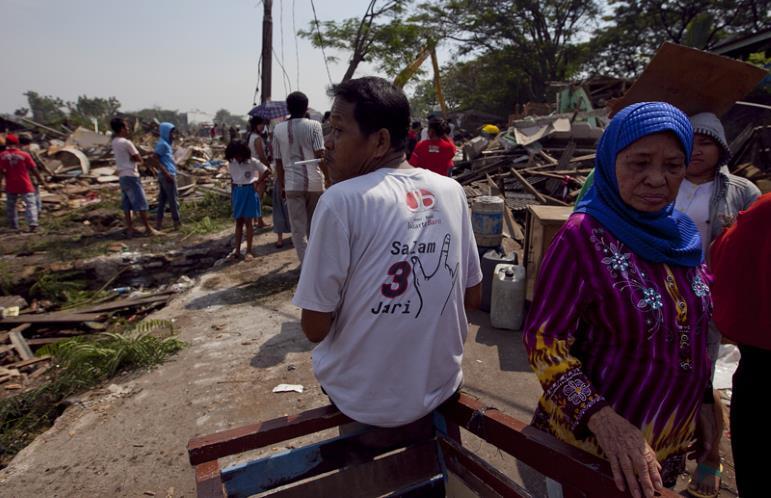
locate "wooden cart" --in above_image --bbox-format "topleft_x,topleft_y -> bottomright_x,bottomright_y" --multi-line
187,392 -> 679,497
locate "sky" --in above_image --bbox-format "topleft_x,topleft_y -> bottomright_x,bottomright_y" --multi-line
0,0 -> 424,121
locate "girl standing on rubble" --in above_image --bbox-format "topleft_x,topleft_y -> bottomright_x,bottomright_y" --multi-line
226,141 -> 269,260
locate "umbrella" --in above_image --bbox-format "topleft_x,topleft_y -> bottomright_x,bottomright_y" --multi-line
249,101 -> 288,120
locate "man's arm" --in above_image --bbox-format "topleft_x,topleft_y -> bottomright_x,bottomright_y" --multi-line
315,149 -> 329,188
464,283 -> 481,311
301,309 -> 333,343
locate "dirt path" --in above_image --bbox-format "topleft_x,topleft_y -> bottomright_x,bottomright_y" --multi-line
0,224 -> 739,497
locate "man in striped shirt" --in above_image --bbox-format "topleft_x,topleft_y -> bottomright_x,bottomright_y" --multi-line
273,91 -> 328,262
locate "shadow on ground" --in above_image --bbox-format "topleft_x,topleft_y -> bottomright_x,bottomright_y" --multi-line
250,320 -> 313,368
470,309 -> 532,373
185,264 -> 299,310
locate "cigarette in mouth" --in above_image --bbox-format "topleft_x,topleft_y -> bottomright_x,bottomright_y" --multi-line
294,158 -> 322,165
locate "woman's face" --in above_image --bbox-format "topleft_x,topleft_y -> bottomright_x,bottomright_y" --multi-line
615,132 -> 687,212
687,133 -> 720,178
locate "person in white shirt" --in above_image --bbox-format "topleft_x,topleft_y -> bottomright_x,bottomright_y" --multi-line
674,112 -> 760,498
273,91 -> 328,263
246,115 -> 272,230
226,141 -> 270,260
110,117 -> 157,237
293,77 -> 482,432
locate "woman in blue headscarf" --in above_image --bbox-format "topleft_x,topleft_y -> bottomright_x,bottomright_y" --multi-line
524,102 -> 712,498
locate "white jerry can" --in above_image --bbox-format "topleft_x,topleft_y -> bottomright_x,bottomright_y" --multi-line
490,263 -> 526,331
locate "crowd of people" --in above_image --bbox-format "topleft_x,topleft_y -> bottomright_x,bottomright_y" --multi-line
2,75 -> 766,498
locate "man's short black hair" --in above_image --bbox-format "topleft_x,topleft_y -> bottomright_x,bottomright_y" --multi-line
329,77 -> 410,151
286,91 -> 309,118
411,121 -> 421,129
249,115 -> 267,129
110,117 -> 126,134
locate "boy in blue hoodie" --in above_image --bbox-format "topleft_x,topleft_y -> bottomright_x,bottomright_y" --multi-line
154,122 -> 181,230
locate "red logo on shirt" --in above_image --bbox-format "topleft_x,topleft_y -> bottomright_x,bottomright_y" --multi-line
405,189 -> 436,212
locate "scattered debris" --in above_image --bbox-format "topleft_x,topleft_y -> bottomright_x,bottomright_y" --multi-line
272,384 -> 304,394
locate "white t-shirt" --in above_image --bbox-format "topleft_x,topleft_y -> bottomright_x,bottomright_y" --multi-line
112,137 -> 140,177
675,178 -> 714,257
292,166 -> 483,427
229,158 -> 268,185
272,118 -> 325,192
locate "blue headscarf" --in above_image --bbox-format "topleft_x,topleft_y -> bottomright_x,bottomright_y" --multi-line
575,102 -> 702,267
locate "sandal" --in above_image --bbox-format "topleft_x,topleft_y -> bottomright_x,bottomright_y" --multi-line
687,462 -> 722,498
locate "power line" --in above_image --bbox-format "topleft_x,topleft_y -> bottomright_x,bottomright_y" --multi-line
273,46 -> 293,96
292,0 -> 300,90
310,0 -> 333,86
280,0 -> 288,90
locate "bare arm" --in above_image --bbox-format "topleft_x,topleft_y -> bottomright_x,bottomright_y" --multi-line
130,153 -> 143,164
301,309 -> 333,343
315,149 -> 329,188
464,283 -> 481,311
255,138 -> 270,168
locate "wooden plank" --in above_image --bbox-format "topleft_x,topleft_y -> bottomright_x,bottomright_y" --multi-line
386,474 -> 445,497
9,330 -> 34,361
195,461 -> 225,498
0,324 -> 30,344
438,434 -> 530,498
557,141 -> 577,170
221,424 -> 434,496
510,167 -> 547,204
187,404 -> 351,466
6,355 -> 51,370
73,295 -> 170,314
0,313 -> 103,326
262,441 -> 441,498
438,394 -> 681,498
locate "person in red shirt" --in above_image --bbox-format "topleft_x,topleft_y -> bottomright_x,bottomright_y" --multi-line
408,119 -> 457,176
0,134 -> 46,231
709,193 -> 770,498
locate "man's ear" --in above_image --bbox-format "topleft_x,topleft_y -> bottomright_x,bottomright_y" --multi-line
372,128 -> 392,157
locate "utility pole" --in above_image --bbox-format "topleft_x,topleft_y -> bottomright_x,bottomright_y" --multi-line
260,0 -> 273,103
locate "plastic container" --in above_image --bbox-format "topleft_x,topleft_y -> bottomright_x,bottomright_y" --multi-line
472,196 -> 504,248
490,263 -> 526,331
480,249 -> 517,312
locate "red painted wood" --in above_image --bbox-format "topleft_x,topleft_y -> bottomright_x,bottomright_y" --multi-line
194,461 -> 225,498
187,404 -> 351,465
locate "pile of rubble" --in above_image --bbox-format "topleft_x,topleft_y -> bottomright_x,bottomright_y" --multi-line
0,115 -> 234,225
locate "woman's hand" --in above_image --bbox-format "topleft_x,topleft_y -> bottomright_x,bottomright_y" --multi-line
587,406 -> 663,498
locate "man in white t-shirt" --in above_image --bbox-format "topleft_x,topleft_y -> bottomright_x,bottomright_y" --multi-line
273,91 -> 328,263
110,117 -> 157,237
293,77 -> 482,430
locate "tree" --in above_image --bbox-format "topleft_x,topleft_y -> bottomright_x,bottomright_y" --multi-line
213,109 -> 247,128
135,108 -> 190,133
416,0 -> 600,101
22,91 -> 67,126
67,95 -> 122,130
299,0 -> 424,82
588,0 -> 771,77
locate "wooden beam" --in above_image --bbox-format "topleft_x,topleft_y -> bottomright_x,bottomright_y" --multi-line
73,295 -> 170,314
0,313 -> 103,326
9,330 -> 34,361
510,167 -> 548,204
439,393 -> 681,498
195,461 -> 225,498
187,404 -> 351,466
0,324 -> 30,343
6,355 -> 51,370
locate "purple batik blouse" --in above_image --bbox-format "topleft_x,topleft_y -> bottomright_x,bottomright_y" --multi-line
523,213 -> 712,480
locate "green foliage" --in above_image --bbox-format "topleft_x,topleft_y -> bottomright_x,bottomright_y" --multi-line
66,95 -> 122,131
180,192 -> 232,236
0,321 -> 183,463
29,272 -> 88,303
588,0 -> 771,77
134,107 -> 189,132
21,91 -> 67,126
298,0 -> 421,82
213,109 -> 247,128
415,0 -> 600,101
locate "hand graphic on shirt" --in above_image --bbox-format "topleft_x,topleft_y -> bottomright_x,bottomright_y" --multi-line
410,234 -> 459,318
